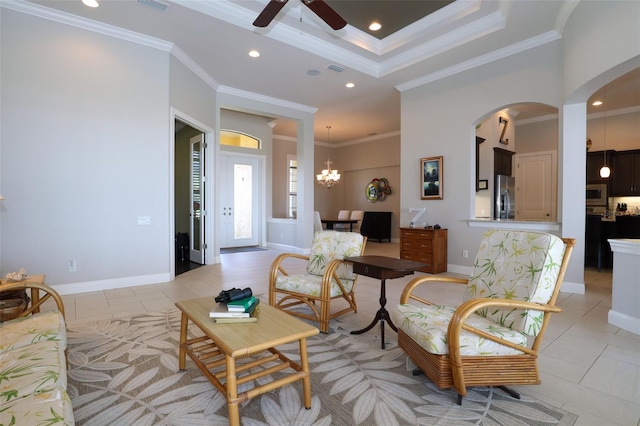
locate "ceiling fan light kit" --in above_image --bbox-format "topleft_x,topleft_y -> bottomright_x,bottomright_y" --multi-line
253,0 -> 347,30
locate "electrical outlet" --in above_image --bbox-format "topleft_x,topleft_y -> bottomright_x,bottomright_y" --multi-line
462,250 -> 469,259
137,216 -> 151,225
69,259 -> 77,272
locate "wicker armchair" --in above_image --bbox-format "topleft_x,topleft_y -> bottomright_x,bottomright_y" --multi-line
269,230 -> 367,333
391,230 -> 575,403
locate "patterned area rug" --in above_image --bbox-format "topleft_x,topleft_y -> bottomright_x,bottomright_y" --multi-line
66,310 -> 578,425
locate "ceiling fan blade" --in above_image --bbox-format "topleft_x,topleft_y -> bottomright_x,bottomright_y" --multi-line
302,0 -> 347,30
253,0 -> 288,27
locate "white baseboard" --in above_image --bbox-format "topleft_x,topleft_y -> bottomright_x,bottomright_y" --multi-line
608,310 -> 640,336
559,280 -> 585,294
447,264 -> 473,276
51,273 -> 171,296
267,242 -> 309,254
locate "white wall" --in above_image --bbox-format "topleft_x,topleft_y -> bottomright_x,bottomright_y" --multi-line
401,0 -> 640,289
0,10 -> 216,291
401,41 -> 564,269
335,134 -> 401,239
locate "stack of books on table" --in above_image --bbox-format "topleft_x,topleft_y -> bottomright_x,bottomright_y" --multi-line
209,296 -> 260,323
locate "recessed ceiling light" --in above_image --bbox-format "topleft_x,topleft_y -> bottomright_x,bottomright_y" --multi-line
369,22 -> 382,31
592,100 -> 603,106
248,50 -> 260,58
345,82 -> 355,88
82,0 -> 99,7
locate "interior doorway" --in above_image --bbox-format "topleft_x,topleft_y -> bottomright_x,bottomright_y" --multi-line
175,119 -> 206,275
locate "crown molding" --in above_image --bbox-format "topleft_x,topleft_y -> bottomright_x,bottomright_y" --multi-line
380,9 -> 506,77
170,45 -> 219,90
1,0 -> 172,51
555,0 -> 581,35
217,86 -> 318,114
178,0 -> 513,80
514,105 -> 640,126
396,29 -> 561,92
273,129 -> 401,147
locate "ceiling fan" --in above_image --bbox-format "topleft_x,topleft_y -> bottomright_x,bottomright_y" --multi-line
253,0 -> 347,30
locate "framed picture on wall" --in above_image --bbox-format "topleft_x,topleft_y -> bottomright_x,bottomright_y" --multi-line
420,156 -> 443,200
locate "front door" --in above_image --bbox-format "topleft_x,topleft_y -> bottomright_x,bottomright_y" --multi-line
190,134 -> 205,263
220,154 -> 260,248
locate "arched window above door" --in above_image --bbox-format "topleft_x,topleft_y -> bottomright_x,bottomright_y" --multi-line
220,130 -> 261,149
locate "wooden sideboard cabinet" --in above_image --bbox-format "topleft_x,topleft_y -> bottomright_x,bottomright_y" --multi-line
399,227 -> 448,273
360,211 -> 392,242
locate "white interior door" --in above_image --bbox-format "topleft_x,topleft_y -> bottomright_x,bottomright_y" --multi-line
190,134 -> 205,262
515,150 -> 557,221
220,154 -> 260,248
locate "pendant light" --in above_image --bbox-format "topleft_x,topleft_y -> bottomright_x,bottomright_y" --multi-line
599,85 -> 610,178
316,126 -> 341,188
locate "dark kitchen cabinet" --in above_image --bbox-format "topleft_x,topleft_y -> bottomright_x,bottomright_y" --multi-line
494,147 -> 514,176
584,215 -> 614,270
360,211 -> 392,242
586,150 -> 615,184
611,150 -> 640,196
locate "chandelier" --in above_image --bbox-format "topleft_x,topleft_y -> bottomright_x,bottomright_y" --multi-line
316,126 -> 341,188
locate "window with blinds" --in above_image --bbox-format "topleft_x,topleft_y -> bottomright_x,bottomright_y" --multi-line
288,156 -> 297,219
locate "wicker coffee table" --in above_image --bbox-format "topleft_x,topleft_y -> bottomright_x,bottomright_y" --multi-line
176,298 -> 319,425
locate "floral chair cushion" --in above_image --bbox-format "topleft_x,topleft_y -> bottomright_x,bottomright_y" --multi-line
0,340 -> 67,404
275,274 -> 354,297
0,310 -> 67,353
0,387 -> 75,426
391,303 -> 527,356
463,230 -> 566,336
305,231 -> 365,280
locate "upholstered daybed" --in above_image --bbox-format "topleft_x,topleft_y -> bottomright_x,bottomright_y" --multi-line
0,276 -> 74,425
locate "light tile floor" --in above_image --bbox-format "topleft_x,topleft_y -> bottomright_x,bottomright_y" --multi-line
53,243 -> 640,426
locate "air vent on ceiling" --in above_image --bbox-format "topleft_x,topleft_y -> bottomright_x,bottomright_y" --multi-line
327,64 -> 344,73
137,0 -> 169,12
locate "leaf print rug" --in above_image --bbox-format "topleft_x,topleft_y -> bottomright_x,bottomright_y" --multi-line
66,310 -> 578,425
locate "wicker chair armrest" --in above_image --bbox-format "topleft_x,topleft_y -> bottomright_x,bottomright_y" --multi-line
399,275 -> 469,305
447,298 -> 562,358
318,258 -> 353,299
268,252 -> 310,288
0,278 -> 65,320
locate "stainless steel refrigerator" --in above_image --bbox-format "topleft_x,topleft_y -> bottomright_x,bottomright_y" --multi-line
494,175 -> 515,219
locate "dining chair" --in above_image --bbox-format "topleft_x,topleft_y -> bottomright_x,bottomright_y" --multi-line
334,210 -> 351,231
313,211 -> 323,233
350,210 -> 364,233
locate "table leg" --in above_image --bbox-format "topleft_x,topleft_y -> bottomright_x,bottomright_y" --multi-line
178,312 -> 188,370
350,279 -> 397,349
299,338 -> 312,409
226,355 -> 240,426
